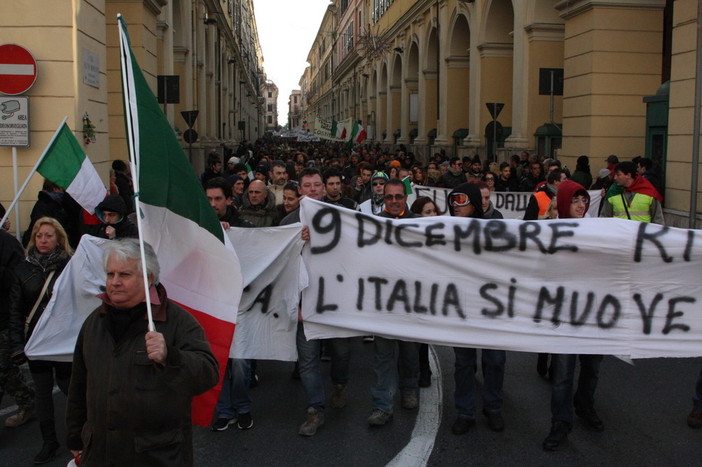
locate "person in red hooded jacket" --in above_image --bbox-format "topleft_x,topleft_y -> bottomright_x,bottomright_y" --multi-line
543,180 -> 605,452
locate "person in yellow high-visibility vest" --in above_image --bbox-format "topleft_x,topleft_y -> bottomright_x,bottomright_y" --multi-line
600,161 -> 664,224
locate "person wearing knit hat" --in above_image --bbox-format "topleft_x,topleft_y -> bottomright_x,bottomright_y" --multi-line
89,195 -> 138,240
448,182 -> 506,436
543,179 -> 605,452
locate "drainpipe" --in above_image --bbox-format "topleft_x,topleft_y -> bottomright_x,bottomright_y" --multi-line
690,0 -> 702,228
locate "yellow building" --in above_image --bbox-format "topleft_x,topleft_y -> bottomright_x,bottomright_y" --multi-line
0,0 -> 266,234
301,0 -> 700,226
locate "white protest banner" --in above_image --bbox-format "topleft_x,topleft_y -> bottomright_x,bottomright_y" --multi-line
25,235 -> 108,362
413,185 -> 602,219
227,224 -> 306,361
313,117 -> 346,142
299,198 -> 702,359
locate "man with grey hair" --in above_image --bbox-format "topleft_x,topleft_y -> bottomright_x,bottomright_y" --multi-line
66,238 -> 219,465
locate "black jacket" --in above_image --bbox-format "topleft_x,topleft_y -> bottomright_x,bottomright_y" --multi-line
8,250 -> 70,353
0,231 -> 24,330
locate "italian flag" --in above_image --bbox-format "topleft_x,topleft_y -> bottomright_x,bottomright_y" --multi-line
348,120 -> 367,144
36,121 -> 105,214
331,119 -> 347,140
119,15 -> 243,426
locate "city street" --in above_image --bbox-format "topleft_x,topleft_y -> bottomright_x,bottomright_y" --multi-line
1,340 -> 700,466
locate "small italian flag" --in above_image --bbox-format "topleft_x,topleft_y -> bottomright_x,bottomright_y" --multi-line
348,120 -> 367,144
36,122 -> 106,214
331,119 -> 347,140
119,15 -> 243,426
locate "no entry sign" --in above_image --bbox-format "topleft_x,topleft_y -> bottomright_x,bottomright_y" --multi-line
0,44 -> 37,95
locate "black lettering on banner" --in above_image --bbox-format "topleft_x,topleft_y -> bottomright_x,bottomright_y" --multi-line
596,294 -> 620,328
633,292 -> 664,335
387,280 -> 411,312
310,207 -> 341,254
569,290 -> 596,326
634,222 -> 673,263
384,219 -> 394,245
483,220 -> 517,252
547,222 -> 579,254
480,283 -> 503,317
507,278 -> 517,318
368,276 -> 388,310
453,220 -> 482,253
494,193 -> 505,209
684,230 -> 694,262
316,277 -> 338,313
425,223 -> 447,246
519,222 -> 548,253
430,283 -> 439,315
247,283 -> 273,314
443,283 -> 465,319
533,286 -> 564,324
503,193 -> 515,211
413,281 -> 428,313
662,297 -> 695,334
357,213 -> 383,247
356,278 -> 364,311
395,223 -> 422,248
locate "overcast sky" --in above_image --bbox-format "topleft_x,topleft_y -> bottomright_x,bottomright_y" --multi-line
253,0 -> 331,126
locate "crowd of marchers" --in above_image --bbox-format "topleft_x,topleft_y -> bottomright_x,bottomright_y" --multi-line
0,136 -> 699,465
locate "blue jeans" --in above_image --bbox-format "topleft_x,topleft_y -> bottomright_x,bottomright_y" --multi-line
371,337 -> 419,413
551,354 -> 603,425
453,348 -> 506,419
297,323 -> 325,412
693,367 -> 702,411
215,358 -> 252,418
330,338 -> 351,386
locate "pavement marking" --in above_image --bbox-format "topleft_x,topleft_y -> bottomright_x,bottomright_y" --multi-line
386,345 -> 443,467
0,386 -> 61,417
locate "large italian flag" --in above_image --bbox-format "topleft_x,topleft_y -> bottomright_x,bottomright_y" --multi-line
118,15 -> 242,426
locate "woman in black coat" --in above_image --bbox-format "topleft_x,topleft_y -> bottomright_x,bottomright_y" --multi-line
9,217 -> 72,464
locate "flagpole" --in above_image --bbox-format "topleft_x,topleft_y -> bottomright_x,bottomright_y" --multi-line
118,14 -> 155,332
0,116 -> 69,233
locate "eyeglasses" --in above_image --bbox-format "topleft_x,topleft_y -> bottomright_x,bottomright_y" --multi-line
484,177 -> 494,181
372,182 -> 386,187
449,193 -> 471,206
384,194 -> 406,201
571,197 -> 589,205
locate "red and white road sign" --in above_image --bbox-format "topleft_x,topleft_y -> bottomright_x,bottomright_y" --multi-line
0,44 -> 37,95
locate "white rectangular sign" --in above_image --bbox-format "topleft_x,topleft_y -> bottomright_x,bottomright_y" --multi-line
299,198 -> 702,359
0,96 -> 29,146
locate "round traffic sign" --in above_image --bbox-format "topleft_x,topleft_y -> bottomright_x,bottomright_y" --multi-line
183,128 -> 198,144
0,44 -> 37,95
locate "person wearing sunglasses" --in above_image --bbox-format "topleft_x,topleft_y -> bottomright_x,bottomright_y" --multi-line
367,179 -> 421,427
362,171 -> 390,215
448,183 -> 507,436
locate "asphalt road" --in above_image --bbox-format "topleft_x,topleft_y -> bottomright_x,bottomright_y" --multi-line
1,340 -> 700,466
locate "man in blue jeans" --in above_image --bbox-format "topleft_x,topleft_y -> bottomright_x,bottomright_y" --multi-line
211,358 -> 253,431
447,183 -> 507,435
367,180 -> 421,427
280,168 -> 327,436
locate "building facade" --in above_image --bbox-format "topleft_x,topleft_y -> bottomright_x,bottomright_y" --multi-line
288,90 -> 303,129
0,0 -> 266,232
263,80 -> 279,131
300,0 -> 700,226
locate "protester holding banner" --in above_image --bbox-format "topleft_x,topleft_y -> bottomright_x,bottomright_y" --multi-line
477,182 -> 504,220
280,168 -> 328,436
367,179 -> 421,427
9,217 -> 73,464
543,180 -> 605,451
410,196 -> 441,388
447,183 -> 507,435
66,239 -> 219,465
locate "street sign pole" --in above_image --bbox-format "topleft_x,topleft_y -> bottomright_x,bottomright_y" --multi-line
12,147 -> 19,238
